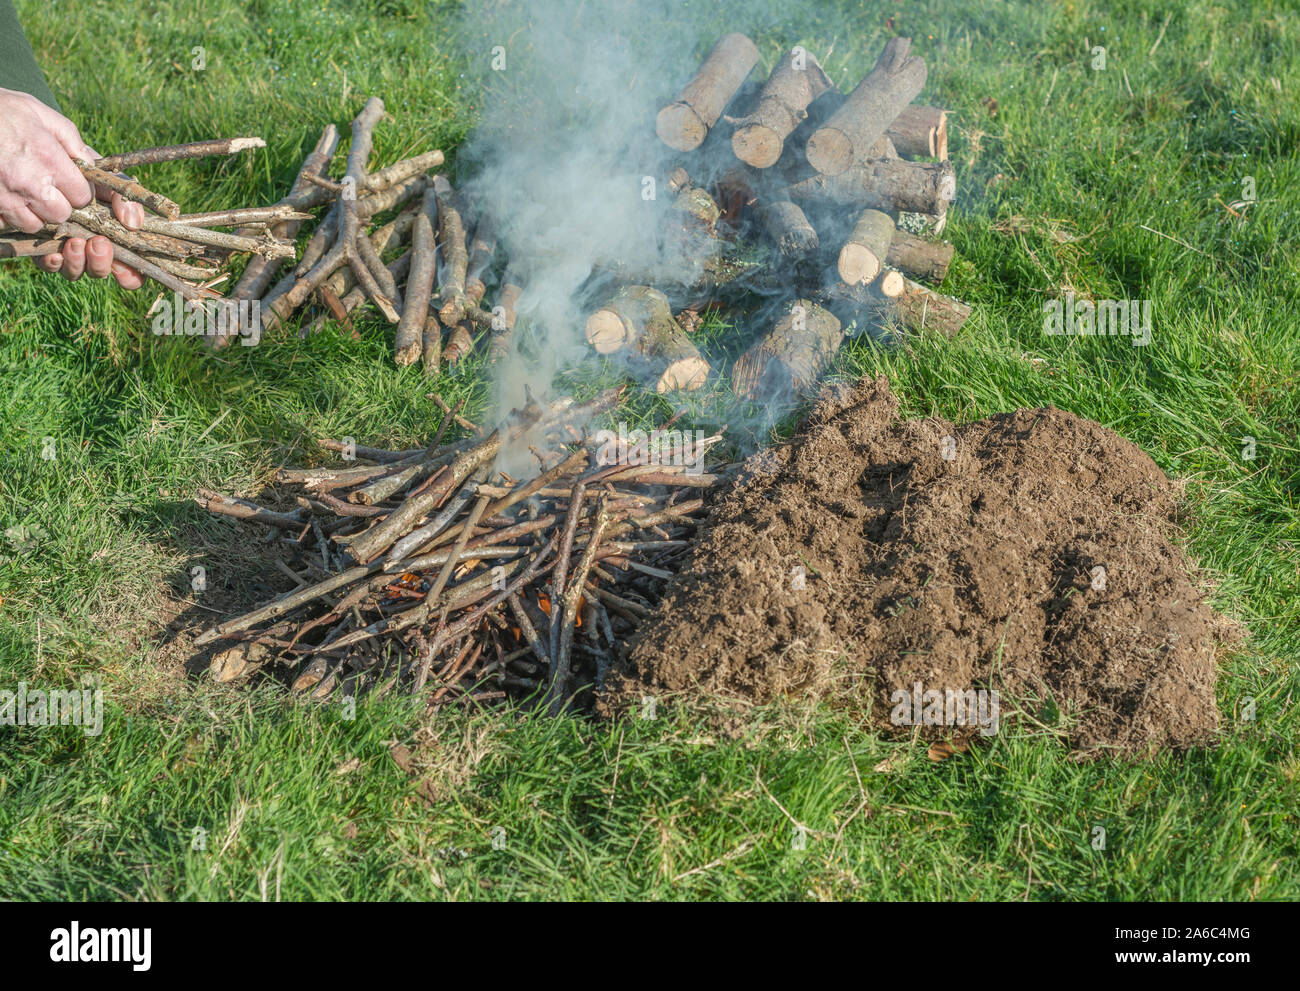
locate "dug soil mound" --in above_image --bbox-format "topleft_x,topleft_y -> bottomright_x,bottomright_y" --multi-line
606,376 -> 1236,755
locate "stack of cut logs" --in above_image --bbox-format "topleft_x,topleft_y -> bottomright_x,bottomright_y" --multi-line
195,388 -> 721,711
589,33 -> 970,402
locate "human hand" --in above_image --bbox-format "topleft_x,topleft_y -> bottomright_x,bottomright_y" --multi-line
0,87 -> 144,288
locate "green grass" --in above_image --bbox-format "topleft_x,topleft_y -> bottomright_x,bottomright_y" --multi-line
1,0 -> 1297,900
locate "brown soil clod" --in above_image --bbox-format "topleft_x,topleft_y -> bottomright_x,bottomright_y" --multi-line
603,376 -> 1238,756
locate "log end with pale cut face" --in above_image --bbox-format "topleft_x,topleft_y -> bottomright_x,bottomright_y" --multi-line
656,103 -> 708,152
656,357 -> 710,394
805,127 -> 852,176
586,310 -> 633,353
731,124 -> 783,168
878,269 -> 906,297
837,244 -> 881,286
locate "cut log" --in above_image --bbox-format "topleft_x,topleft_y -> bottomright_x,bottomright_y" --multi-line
434,175 -> 469,325
759,199 -> 818,257
887,105 -> 948,160
656,33 -> 760,152
732,299 -> 843,401
731,47 -> 833,168
867,134 -> 898,158
886,229 -> 953,283
837,208 -> 895,285
881,277 -> 970,337
806,38 -> 926,176
585,286 -> 709,393
830,277 -> 970,338
877,269 -> 905,297
785,157 -> 955,215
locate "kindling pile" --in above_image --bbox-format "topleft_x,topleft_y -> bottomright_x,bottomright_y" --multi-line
231,96 -> 519,373
194,389 -> 723,711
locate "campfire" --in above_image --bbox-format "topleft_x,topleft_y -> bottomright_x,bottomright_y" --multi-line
194,389 -> 722,711
182,32 -> 975,708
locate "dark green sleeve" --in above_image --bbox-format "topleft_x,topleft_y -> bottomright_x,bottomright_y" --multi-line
0,0 -> 60,110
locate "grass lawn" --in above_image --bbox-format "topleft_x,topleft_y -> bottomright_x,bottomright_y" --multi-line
0,0 -> 1297,900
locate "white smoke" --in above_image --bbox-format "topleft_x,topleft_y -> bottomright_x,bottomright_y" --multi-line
455,0 -> 768,417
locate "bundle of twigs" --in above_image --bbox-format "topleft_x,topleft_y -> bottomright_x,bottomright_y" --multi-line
193,388 -> 721,713
0,137 -> 298,303
230,96 -> 520,374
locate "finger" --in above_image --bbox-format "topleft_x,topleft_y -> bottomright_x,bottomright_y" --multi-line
47,152 -> 94,210
107,192 -> 144,230
59,238 -> 87,281
84,237 -> 115,279
5,204 -> 46,234
34,253 -> 63,273
27,185 -> 75,226
111,260 -> 145,291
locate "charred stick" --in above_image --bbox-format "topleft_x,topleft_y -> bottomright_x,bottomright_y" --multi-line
350,430 -> 506,563
412,538 -> 558,691
508,593 -> 551,670
429,640 -> 485,702
424,494 -> 491,610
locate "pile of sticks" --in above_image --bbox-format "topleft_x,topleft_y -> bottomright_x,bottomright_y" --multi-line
590,33 -> 971,403
228,96 -> 520,372
193,389 -> 719,711
0,138 -> 302,304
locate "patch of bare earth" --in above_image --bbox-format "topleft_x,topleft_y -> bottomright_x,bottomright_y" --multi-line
604,376 -> 1239,756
